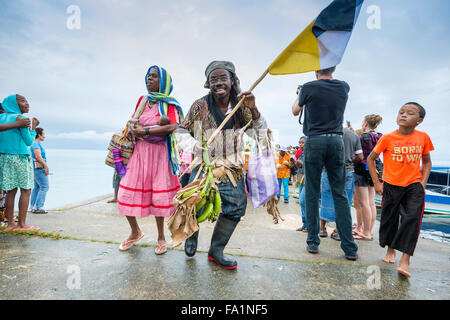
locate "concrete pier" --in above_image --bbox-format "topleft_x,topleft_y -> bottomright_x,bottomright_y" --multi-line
1,190 -> 449,300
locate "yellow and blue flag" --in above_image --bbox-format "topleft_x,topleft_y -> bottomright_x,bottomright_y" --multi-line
268,0 -> 364,75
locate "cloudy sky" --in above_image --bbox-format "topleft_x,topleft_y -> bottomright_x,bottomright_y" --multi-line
1,0 -> 449,161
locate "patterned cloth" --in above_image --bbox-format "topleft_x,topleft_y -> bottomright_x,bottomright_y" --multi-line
0,191 -> 6,208
0,153 -> 34,191
179,152 -> 193,174
277,152 -> 291,179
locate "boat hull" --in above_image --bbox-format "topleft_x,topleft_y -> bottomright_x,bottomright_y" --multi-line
374,192 -> 450,215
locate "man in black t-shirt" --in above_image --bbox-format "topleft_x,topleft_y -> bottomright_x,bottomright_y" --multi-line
292,66 -> 358,261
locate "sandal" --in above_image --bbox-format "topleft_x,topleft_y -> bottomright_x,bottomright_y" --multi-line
119,233 -> 144,251
354,232 -> 372,241
155,240 -> 167,255
331,230 -> 341,241
319,227 -> 328,238
14,225 -> 40,232
3,225 -> 18,232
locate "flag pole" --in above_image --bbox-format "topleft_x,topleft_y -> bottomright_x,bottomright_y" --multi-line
206,69 -> 269,146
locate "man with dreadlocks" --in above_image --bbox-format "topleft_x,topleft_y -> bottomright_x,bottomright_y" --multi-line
175,61 -> 268,269
117,65 -> 184,255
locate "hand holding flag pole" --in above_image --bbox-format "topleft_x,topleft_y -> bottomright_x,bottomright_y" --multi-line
206,0 -> 363,146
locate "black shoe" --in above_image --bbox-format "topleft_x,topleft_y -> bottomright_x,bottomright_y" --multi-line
306,244 -> 319,254
284,199 -> 289,204
345,253 -> 358,261
208,216 -> 239,270
184,230 -> 199,257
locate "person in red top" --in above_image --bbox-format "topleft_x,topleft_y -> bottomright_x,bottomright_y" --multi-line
295,137 -> 305,160
367,102 -> 434,278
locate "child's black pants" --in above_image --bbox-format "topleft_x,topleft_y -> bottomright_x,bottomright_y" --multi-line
379,182 -> 425,256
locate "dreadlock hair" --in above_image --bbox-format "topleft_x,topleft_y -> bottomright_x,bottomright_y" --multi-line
228,72 -> 248,129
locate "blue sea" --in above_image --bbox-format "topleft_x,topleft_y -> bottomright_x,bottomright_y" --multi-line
17,149 -> 450,244
34,148 -> 113,209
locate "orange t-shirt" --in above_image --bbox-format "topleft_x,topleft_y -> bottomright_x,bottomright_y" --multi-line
277,153 -> 291,179
373,130 -> 434,187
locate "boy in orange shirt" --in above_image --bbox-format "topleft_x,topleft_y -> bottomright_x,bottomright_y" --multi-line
367,102 -> 433,278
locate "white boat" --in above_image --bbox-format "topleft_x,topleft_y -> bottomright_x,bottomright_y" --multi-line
375,167 -> 450,215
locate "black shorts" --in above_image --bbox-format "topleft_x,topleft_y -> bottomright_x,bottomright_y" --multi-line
379,182 -> 425,256
353,172 -> 373,187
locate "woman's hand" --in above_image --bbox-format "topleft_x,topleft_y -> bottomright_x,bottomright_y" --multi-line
130,123 -> 146,137
14,115 -> 31,128
44,166 -> 49,176
32,117 -> 39,130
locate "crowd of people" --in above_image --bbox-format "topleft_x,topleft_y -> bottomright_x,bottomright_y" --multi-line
290,66 -> 433,277
1,62 -> 434,278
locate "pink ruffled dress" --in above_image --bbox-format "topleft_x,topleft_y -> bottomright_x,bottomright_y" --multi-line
118,102 -> 180,217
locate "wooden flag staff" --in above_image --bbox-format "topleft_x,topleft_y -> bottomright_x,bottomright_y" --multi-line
206,69 -> 269,146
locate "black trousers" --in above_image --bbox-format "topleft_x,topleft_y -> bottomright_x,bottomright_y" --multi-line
379,182 -> 425,256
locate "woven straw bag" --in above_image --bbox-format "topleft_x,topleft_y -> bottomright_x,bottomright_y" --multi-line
105,97 -> 150,168
105,130 -> 134,168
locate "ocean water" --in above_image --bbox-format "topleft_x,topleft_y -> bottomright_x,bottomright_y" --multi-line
31,148 -> 113,209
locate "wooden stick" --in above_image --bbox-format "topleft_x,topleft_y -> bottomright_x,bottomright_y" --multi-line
206,69 -> 269,146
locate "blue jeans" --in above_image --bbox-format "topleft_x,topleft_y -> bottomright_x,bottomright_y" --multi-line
299,184 -> 306,227
304,135 -> 358,256
320,171 -> 355,222
277,178 -> 289,200
30,168 -> 49,210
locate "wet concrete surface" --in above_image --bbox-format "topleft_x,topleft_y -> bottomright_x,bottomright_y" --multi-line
1,233 -> 448,300
0,191 -> 449,300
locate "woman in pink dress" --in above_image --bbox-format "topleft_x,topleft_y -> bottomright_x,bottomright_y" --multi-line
118,66 -> 184,254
